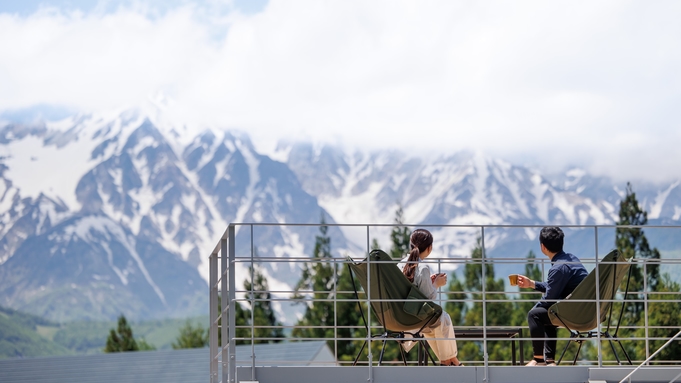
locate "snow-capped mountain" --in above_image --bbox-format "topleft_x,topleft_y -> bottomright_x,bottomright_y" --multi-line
1,105 -> 680,323
0,107 -> 346,322
284,144 -> 620,226
279,141 -> 681,260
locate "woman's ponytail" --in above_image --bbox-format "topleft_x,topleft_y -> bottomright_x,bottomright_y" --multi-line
402,228 -> 433,283
403,246 -> 420,283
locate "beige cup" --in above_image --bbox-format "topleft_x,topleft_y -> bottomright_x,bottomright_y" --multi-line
509,274 -> 518,286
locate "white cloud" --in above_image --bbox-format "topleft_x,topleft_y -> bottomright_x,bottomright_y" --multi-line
1,0 -> 681,183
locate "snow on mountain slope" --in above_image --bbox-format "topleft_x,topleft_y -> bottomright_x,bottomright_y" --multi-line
284,143 -> 680,262
649,181 -> 681,220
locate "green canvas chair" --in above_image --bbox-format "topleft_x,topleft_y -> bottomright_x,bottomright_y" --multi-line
548,249 -> 633,365
347,249 -> 443,366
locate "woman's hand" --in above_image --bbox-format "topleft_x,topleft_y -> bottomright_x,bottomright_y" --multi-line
517,274 -> 535,289
431,273 -> 447,287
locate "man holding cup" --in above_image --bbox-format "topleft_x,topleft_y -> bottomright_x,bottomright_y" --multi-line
515,227 -> 588,366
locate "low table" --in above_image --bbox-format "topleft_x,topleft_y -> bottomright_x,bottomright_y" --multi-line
455,327 -> 524,365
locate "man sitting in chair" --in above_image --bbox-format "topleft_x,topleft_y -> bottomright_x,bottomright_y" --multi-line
516,226 -> 588,366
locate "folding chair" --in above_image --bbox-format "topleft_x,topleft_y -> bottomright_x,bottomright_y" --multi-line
548,249 -> 634,365
347,249 -> 443,366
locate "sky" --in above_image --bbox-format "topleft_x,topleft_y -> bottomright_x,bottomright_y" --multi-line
1,0 -> 680,184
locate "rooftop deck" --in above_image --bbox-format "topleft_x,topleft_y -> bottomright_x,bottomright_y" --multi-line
211,223 -> 681,383
235,365 -> 681,383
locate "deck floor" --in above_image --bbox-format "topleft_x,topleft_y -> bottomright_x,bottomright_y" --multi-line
235,365 -> 681,383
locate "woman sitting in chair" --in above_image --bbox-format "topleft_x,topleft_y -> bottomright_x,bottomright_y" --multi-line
400,228 -> 463,366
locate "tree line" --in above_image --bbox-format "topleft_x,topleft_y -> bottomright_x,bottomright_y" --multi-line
107,183 -> 680,365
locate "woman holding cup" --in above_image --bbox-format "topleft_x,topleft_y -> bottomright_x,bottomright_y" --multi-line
400,228 -> 463,366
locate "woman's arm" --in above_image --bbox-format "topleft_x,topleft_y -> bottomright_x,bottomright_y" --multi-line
414,265 -> 438,300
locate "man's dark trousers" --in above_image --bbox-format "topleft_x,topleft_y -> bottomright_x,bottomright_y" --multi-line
528,306 -> 557,359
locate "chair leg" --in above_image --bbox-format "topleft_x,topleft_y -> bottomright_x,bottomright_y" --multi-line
602,332 -> 619,365
378,338 -> 387,366
572,340 -> 584,365
423,341 -> 437,366
398,343 -> 408,366
607,336 -> 632,365
618,340 -> 633,365
557,333 -> 577,365
352,340 -> 368,366
608,337 -> 623,365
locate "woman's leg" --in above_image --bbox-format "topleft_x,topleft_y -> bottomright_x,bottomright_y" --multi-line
424,313 -> 460,365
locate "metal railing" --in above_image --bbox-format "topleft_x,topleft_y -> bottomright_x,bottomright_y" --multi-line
209,223 -> 681,383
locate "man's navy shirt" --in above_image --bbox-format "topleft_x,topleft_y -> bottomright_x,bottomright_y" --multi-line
534,251 -> 588,309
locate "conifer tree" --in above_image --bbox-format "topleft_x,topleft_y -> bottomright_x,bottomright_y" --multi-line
292,214 -> 336,345
460,237 -> 514,364
370,238 -> 381,251
104,315 -> 139,352
389,205 -> 411,259
642,275 -> 681,361
606,182 -> 676,363
136,338 -> 156,351
217,295 -> 252,346
616,182 -> 661,304
333,263 -> 367,362
233,300 -> 252,345
445,273 -> 467,328
243,263 -> 284,343
172,320 -> 208,349
615,181 -> 661,359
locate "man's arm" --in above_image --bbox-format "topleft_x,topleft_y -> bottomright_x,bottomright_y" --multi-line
535,264 -> 571,309
534,281 -> 547,292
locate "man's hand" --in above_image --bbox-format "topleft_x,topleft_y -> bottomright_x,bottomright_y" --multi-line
517,274 -> 535,289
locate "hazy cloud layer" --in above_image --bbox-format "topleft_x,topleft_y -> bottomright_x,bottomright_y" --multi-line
1,0 -> 680,183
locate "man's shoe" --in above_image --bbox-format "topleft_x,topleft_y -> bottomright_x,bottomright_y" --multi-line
546,362 -> 557,366
525,360 -> 547,366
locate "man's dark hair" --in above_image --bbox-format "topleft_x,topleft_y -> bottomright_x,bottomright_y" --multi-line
539,226 -> 564,253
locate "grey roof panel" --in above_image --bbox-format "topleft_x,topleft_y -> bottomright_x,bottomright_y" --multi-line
0,341 -> 335,383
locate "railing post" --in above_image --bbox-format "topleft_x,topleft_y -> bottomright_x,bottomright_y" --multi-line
221,225 -> 236,383
334,255 -> 339,367
644,260 -> 650,362
481,226 -> 489,382
249,224 -> 256,380
595,226 -> 603,367
210,250 -> 218,383
366,224 -> 373,382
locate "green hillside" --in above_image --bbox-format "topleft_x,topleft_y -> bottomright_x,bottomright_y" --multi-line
53,316 -> 209,354
0,306 -> 72,358
0,305 -> 209,359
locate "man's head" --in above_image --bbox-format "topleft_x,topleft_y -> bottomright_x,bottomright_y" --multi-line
539,226 -> 564,255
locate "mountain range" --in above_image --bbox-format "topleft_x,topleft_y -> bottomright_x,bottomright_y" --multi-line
1,104 -> 680,324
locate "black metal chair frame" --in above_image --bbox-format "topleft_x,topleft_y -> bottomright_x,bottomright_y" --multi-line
347,261 -> 439,366
553,256 -> 634,366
